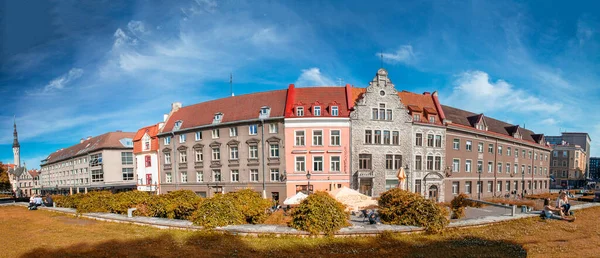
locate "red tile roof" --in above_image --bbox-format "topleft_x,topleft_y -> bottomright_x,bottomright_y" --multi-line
28,169 -> 39,178
162,90 -> 288,133
43,131 -> 136,164
133,124 -> 160,153
284,84 -> 351,118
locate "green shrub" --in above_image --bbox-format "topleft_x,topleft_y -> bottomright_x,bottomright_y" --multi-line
228,189 -> 272,224
450,193 -> 477,219
109,191 -> 153,214
53,194 -> 85,209
76,191 -> 114,214
191,194 -> 244,228
161,190 -> 203,220
289,191 -> 350,235
378,188 -> 449,234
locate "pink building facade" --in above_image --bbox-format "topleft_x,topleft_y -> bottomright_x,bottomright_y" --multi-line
283,84 -> 353,197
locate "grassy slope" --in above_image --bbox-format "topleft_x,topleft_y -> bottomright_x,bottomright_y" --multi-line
2,206 -> 599,258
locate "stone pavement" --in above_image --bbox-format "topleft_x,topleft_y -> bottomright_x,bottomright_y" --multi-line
3,201 -> 599,237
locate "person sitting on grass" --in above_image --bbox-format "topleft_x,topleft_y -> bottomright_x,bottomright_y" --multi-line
543,198 -> 575,222
28,195 -> 36,210
44,194 -> 53,207
557,192 -> 572,215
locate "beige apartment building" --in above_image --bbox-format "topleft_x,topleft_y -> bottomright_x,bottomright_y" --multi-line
442,105 -> 551,201
550,143 -> 587,189
158,90 -> 287,203
39,131 -> 136,195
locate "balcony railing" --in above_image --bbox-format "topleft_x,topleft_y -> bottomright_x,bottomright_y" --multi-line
358,171 -> 374,178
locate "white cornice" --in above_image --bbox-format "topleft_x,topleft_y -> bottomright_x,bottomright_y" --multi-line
284,117 -> 350,128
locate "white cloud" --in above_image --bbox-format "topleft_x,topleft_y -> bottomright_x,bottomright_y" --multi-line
445,70 -> 562,113
541,118 -> 557,126
251,27 -> 281,45
577,19 -> 594,46
113,28 -> 138,48
378,45 -> 416,65
294,68 -> 336,87
43,68 -> 84,92
127,20 -> 147,35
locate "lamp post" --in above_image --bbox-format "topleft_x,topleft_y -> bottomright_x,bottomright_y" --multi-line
477,163 -> 482,200
306,171 -> 312,195
405,164 -> 409,191
521,168 -> 525,198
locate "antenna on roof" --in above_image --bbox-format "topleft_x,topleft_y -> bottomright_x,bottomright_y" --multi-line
380,51 -> 384,69
230,73 -> 234,97
337,78 -> 344,87
523,123 -> 526,129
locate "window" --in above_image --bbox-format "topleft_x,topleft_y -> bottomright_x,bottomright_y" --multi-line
331,156 -> 341,172
522,150 -> 526,158
488,144 -> 494,153
166,172 -> 172,183
416,133 -> 423,146
453,139 -> 460,150
164,137 -> 171,145
415,180 -> 422,194
295,156 -> 306,172
466,140 -> 472,151
249,125 -> 258,135
179,150 -> 187,163
426,156 -> 434,170
365,130 -> 372,144
382,131 -> 390,145
295,131 -> 305,146
534,152 -> 538,160
435,156 -> 441,170
212,129 -> 219,139
270,169 -> 280,182
181,172 -> 188,183
562,171 -> 567,177
372,108 -> 379,120
498,146 -> 502,155
435,135 -> 442,147
528,166 -> 531,174
313,106 -> 321,116
514,164 -> 518,174
331,106 -> 339,116
270,144 -> 279,158
465,181 -> 472,194
497,162 -> 502,173
497,181 -> 502,192
212,147 -> 220,160
374,130 -> 382,144
196,171 -> 204,182
452,159 -> 460,172
478,142 -> 484,153
515,148 -> 519,157
143,135 -> 151,151
296,107 -> 304,116
313,130 -> 323,146
393,131 -> 400,145
195,131 -> 202,141
386,109 -> 393,120
507,147 -> 511,156
250,169 -> 259,182
553,151 -> 558,157
465,160 -> 472,172
269,124 -> 278,133
359,154 -> 372,170
452,181 -> 459,194
179,134 -> 186,143
386,155 -> 394,169
529,151 -> 532,159
195,149 -> 203,162
313,156 -> 323,171
561,160 -> 567,167
427,134 -> 434,147
506,163 -> 511,174
231,170 -> 239,182
145,155 -> 152,167
229,127 -> 237,137
415,156 -> 422,170
477,160 -> 483,173
122,168 -> 134,181
413,114 -> 421,122
229,146 -> 238,160
249,146 -> 258,159
121,152 -> 133,165
562,151 -> 568,157
378,104 -> 386,120
429,116 -> 435,123
553,160 -> 557,166
331,130 -> 341,146
164,153 -> 171,164
91,169 -> 104,182
213,169 -> 221,182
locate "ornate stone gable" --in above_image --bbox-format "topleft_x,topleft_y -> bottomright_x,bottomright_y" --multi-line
350,69 -> 414,197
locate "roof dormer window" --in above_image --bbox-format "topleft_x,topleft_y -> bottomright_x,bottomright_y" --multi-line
429,116 -> 435,123
259,106 -> 271,119
213,113 -> 223,124
174,120 -> 183,131
331,106 -> 339,116
314,106 -> 321,116
296,107 -> 304,117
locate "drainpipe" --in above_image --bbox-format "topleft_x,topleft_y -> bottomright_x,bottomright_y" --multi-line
493,138 -> 498,198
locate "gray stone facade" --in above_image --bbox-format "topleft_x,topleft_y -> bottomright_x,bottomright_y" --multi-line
412,124 -> 446,202
350,69 -> 413,197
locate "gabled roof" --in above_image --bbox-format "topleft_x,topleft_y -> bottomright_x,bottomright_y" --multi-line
467,114 -> 484,127
162,90 -> 288,133
133,124 -> 161,153
442,105 -> 547,145
397,91 -> 443,125
28,169 -> 39,178
43,131 -> 136,165
284,84 -> 351,118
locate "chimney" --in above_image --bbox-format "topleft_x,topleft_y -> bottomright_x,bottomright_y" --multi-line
163,114 -> 168,122
171,102 -> 182,112
80,138 -> 85,143
87,136 -> 92,140
423,92 -> 431,95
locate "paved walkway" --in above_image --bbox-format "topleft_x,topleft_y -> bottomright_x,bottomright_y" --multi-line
3,201 -> 599,237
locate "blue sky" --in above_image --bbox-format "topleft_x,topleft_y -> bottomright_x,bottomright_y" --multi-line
2,0 -> 600,168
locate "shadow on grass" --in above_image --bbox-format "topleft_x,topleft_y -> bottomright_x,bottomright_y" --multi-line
20,231 -> 527,258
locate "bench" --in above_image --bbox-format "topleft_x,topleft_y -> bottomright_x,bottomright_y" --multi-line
127,208 -> 138,218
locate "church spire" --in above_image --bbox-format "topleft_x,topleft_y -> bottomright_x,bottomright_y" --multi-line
12,116 -> 19,148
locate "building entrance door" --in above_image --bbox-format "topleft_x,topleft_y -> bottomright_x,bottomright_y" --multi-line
428,185 -> 438,202
359,180 -> 373,196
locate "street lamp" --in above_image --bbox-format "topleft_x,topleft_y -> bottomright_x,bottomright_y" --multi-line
521,168 -> 525,198
405,164 -> 409,191
478,163 -> 482,200
306,171 -> 312,195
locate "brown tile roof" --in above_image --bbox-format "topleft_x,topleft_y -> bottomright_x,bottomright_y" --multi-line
28,169 -> 39,178
284,85 -> 350,118
43,131 -> 136,165
442,105 -> 548,146
398,91 -> 443,125
133,124 -> 160,153
162,90 -> 288,133
351,87 -> 366,106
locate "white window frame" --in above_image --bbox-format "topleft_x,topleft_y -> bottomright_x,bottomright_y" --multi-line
269,143 -> 279,158
330,130 -> 341,146
270,168 -> 280,182
249,145 -> 259,159
164,137 -> 171,145
452,159 -> 460,172
330,156 -> 341,172
331,106 -> 339,116
465,159 -> 472,173
164,153 -> 171,164
212,147 -> 220,160
181,172 -> 188,183
229,127 -> 237,137
196,171 -> 203,182
179,134 -> 186,143
295,156 -> 306,172
212,129 -> 219,139
231,170 -> 239,182
296,107 -> 304,116
453,139 -> 460,150
250,169 -> 259,182
249,124 -> 258,135
314,106 -> 321,116
166,172 -> 172,183
269,124 -> 278,134
295,130 -> 305,146
195,131 -> 202,141
179,150 -> 187,163
229,146 -> 239,160
312,130 -> 323,146
478,142 -> 483,153
466,140 -> 472,151
313,155 -> 323,172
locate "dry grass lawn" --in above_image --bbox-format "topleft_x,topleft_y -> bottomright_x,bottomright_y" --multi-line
2,205 -> 600,258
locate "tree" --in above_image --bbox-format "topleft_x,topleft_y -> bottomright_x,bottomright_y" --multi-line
0,164 -> 12,192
